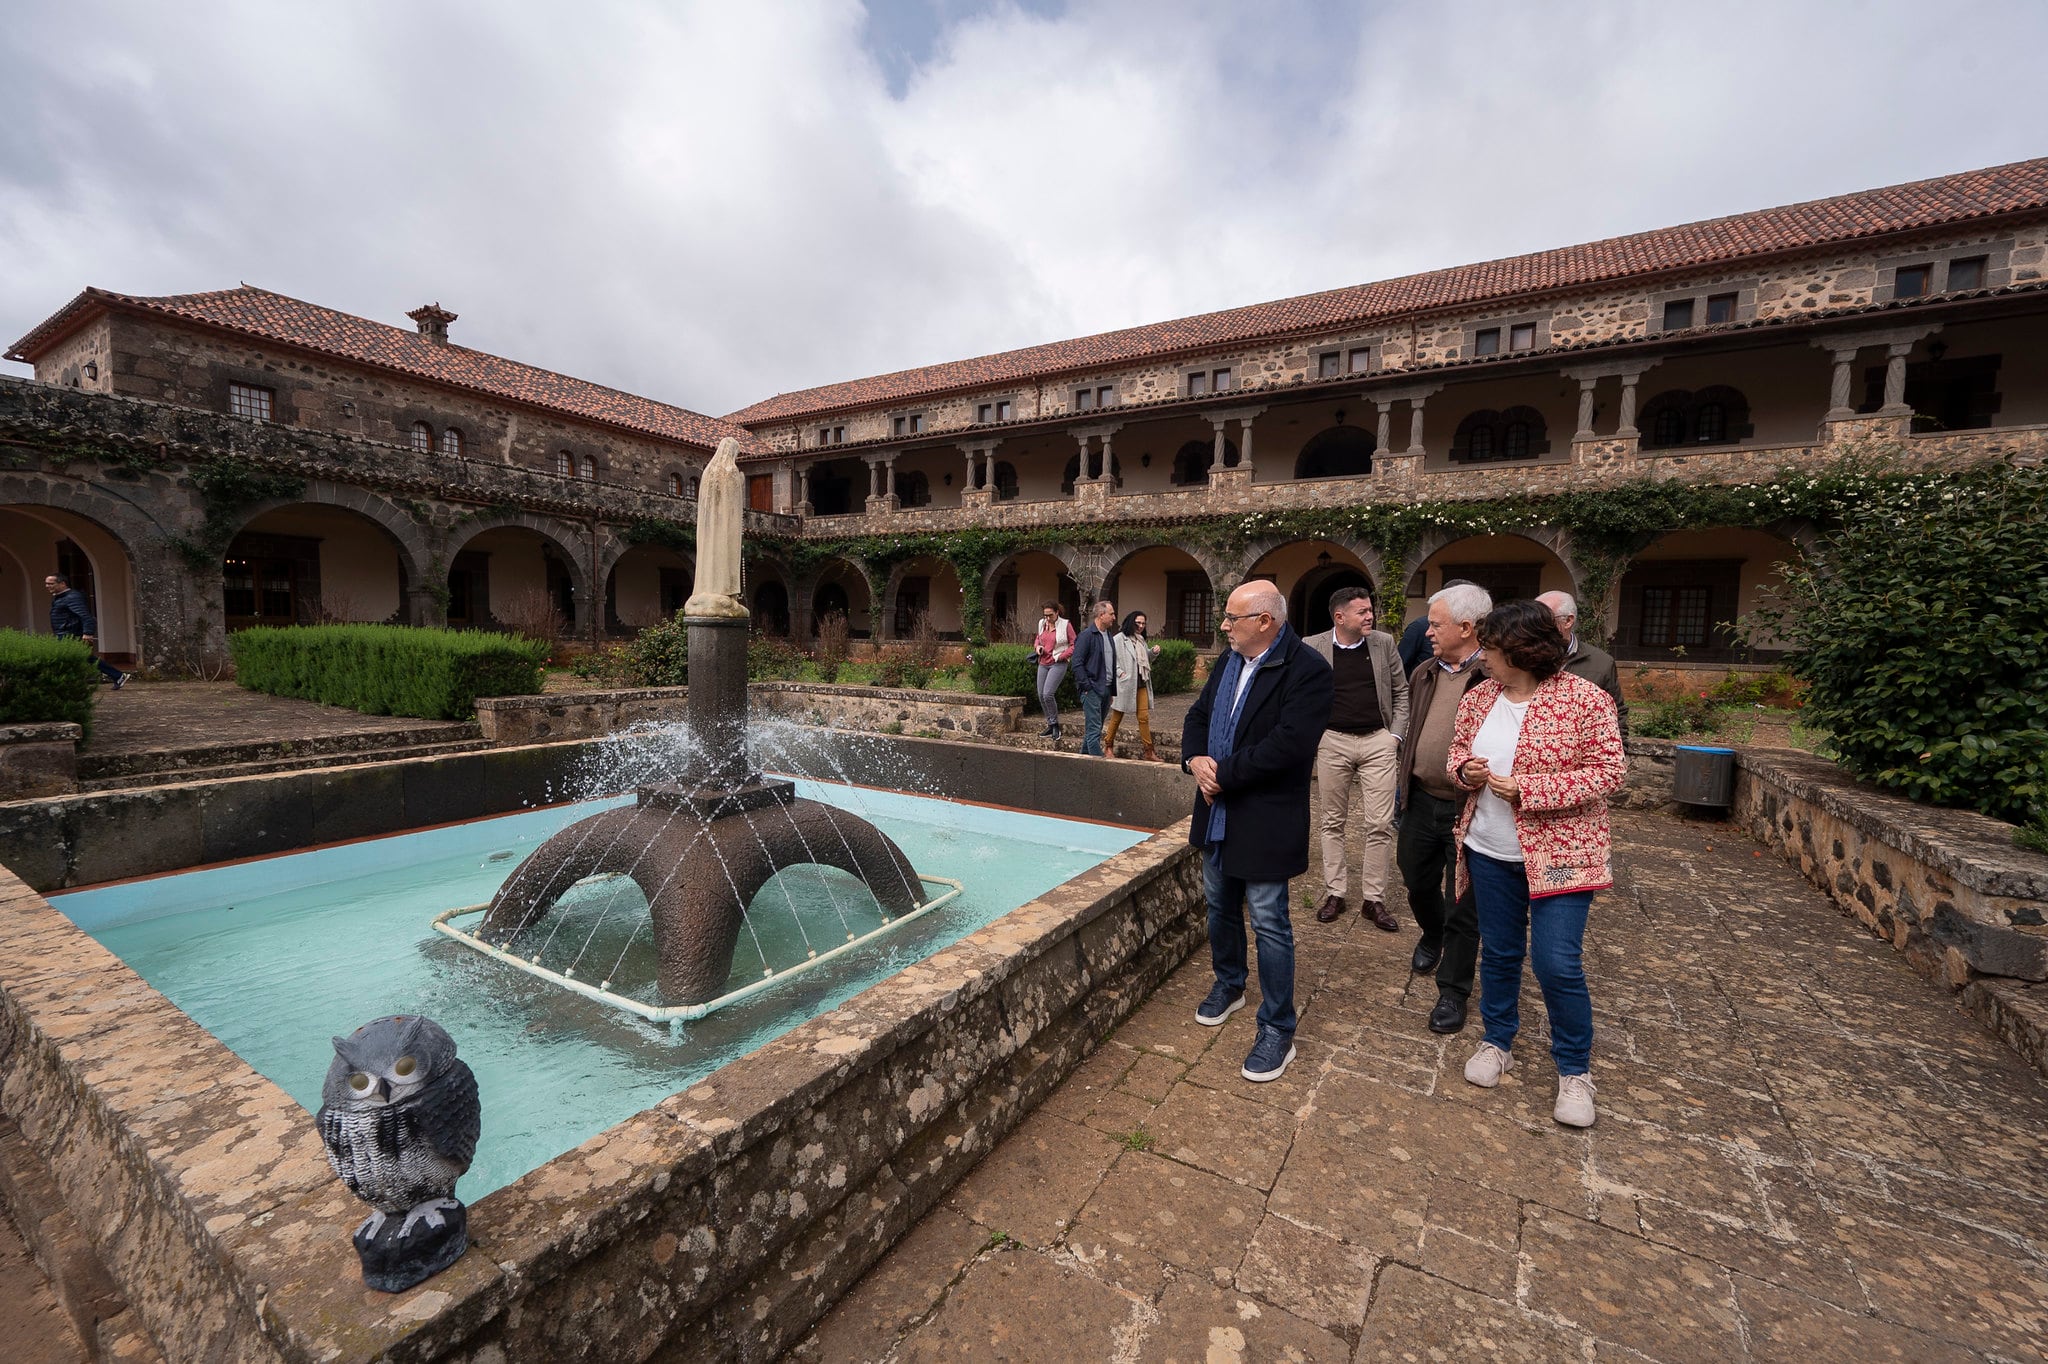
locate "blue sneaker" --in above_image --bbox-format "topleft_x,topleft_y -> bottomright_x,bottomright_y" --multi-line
1241,1027 -> 1297,1082
1194,982 -> 1245,1027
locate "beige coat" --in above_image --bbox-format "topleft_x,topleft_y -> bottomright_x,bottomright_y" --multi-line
1302,628 -> 1411,739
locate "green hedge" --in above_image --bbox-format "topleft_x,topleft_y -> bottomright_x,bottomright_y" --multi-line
1152,638 -> 1198,695
0,631 -> 99,735
230,625 -> 547,720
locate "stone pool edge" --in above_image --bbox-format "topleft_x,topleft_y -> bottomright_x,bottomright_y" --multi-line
0,815 -> 1203,1362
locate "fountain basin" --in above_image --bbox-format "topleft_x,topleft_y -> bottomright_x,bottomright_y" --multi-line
0,737 -> 1202,1362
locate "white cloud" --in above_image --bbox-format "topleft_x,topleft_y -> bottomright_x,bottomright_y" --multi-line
2,0 -> 2043,416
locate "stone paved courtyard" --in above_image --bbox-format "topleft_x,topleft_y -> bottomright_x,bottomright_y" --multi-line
791,807 -> 2048,1363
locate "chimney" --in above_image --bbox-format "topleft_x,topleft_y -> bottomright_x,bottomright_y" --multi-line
407,302 -> 457,344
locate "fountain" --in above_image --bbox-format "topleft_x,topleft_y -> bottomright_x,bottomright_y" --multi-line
443,438 -> 952,1013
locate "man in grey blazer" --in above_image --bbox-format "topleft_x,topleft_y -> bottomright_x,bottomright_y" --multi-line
1303,586 -> 1410,930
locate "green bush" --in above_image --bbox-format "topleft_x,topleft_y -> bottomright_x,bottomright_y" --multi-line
968,643 -> 1038,697
626,616 -> 689,686
1152,638 -> 1198,695
0,631 -> 100,736
747,635 -> 807,682
1635,693 -> 1724,739
1755,462 -> 2048,825
229,625 -> 546,719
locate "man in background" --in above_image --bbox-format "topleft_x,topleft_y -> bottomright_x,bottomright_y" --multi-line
1538,590 -> 1626,735
1071,599 -> 1119,756
44,573 -> 128,689
1303,587 -> 1408,930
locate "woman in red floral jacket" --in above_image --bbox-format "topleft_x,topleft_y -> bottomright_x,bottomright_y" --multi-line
1447,599 -> 1625,1128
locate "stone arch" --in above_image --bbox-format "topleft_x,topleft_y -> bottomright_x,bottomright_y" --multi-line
1095,540 -> 1229,643
1400,524 -> 1583,601
232,480 -> 433,588
1611,523 -> 1809,661
1293,425 -> 1377,480
880,555 -> 965,639
1240,536 -> 1389,636
444,511 -> 593,633
797,553 -> 874,639
0,469 -> 197,670
981,548 -> 1082,642
1239,535 -> 1388,601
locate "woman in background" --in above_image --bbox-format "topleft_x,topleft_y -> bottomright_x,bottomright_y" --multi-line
1104,611 -> 1163,761
1033,600 -> 1074,740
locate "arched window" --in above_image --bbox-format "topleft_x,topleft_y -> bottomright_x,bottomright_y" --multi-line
667,472 -> 685,496
894,469 -> 931,508
1171,438 -> 1238,485
1293,425 -> 1375,480
438,427 -> 463,456
991,461 -> 1019,501
1639,387 -> 1751,449
1502,420 -> 1531,460
409,421 -> 433,452
1467,426 -> 1495,461
581,455 -> 598,481
689,475 -> 701,498
556,450 -> 574,477
1695,401 -> 1727,444
1649,403 -> 1687,448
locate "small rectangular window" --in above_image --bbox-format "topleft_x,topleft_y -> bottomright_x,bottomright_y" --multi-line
1074,388 -> 1094,411
1097,385 -> 1116,407
1473,328 -> 1500,357
227,382 -> 273,421
909,413 -> 924,434
818,426 -> 832,445
1318,352 -> 1341,379
1947,255 -> 1987,291
976,404 -> 991,423
1662,299 -> 1695,330
1348,347 -> 1370,373
1894,264 -> 1932,297
833,426 -> 844,443
1509,323 -> 1536,352
893,416 -> 906,436
1705,292 -> 1737,324
995,399 -> 1012,421
1212,367 -> 1231,391
1188,371 -> 1209,397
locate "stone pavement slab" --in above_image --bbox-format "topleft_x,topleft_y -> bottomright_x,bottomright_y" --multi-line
78,680 -> 469,758
787,808 -> 2048,1362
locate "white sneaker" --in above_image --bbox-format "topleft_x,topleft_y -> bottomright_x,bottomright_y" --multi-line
1463,1042 -> 1513,1088
1553,1074 -> 1597,1128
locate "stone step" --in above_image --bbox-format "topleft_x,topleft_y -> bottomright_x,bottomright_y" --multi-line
78,739 -> 496,792
77,723 -> 483,781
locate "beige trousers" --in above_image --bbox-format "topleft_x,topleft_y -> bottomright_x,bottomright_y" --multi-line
1316,727 -> 1401,902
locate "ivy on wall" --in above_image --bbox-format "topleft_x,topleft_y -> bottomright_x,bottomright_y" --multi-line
169,456 -> 307,573
755,449 -> 1942,645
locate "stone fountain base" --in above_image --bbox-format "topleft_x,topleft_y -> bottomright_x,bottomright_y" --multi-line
477,777 -> 922,1003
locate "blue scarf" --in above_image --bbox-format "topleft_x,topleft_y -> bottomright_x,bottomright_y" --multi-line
1202,635 -> 1277,847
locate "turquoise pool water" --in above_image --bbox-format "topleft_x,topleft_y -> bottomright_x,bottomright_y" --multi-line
52,782 -> 1146,1199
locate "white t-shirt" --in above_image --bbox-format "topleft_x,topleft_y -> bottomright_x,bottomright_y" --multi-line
1463,692 -> 1531,862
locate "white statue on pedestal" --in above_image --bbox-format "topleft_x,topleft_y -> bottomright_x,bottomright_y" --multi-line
684,437 -> 750,619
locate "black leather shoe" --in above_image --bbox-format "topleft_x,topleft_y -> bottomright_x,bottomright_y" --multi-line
1411,939 -> 1442,974
1314,895 -> 1346,924
1427,991 -> 1468,1034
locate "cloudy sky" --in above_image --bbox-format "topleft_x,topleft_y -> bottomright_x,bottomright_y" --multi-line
3,1 -> 2044,417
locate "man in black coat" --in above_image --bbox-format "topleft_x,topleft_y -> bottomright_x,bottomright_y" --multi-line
43,573 -> 127,687
1182,580 -> 1334,1083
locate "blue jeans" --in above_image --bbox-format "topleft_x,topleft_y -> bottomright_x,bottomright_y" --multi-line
1080,690 -> 1108,755
1202,849 -> 1296,1038
1467,849 -> 1594,1075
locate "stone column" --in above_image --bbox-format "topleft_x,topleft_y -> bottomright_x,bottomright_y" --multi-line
1574,378 -> 1599,440
1406,396 -> 1427,457
1617,373 -> 1642,438
883,453 -> 898,502
866,457 -> 882,500
795,463 -> 812,516
1374,400 -> 1393,456
1824,347 -> 1860,418
1210,417 -> 1228,472
1100,430 -> 1115,484
1881,342 -> 1914,413
964,448 -> 979,491
1236,414 -> 1256,474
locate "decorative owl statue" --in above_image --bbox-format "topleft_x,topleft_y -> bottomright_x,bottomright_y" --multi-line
316,1014 -> 481,1292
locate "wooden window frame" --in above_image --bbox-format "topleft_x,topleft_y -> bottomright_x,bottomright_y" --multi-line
227,382 -> 274,421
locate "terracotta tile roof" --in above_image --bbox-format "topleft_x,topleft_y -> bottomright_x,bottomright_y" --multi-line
723,157 -> 2048,426
6,285 -> 762,455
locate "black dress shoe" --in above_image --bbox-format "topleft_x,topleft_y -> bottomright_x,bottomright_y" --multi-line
1314,895 -> 1346,924
1410,939 -> 1442,974
1427,991 -> 1468,1034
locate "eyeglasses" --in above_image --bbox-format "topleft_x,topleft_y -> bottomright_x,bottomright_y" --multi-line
1217,610 -> 1271,626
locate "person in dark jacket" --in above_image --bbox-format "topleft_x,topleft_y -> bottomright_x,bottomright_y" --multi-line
1398,578 -> 1478,676
1538,591 -> 1627,737
43,574 -> 127,687
1070,600 -> 1118,757
1182,581 -> 1334,1083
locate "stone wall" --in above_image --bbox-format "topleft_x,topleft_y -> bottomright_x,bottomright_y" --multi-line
0,744 -> 1203,1363
475,686 -> 691,745
95,314 -> 718,494
750,681 -> 1023,738
0,724 -> 80,801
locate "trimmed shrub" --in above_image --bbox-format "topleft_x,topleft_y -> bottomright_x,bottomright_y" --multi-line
968,643 -> 1037,698
230,625 -> 546,719
1755,462 -> 2048,824
627,616 -> 690,686
0,631 -> 99,735
1152,638 -> 1198,695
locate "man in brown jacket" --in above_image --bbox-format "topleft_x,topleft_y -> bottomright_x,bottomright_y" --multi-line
1396,582 -> 1492,1035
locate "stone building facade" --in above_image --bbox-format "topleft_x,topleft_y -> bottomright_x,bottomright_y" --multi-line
4,158 -> 2047,668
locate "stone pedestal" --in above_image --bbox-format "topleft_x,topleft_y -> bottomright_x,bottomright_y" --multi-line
687,616 -> 751,788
